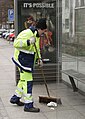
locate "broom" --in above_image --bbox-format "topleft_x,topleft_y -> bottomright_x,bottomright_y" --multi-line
34,43 -> 62,104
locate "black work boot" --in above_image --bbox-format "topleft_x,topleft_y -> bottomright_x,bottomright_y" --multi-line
10,95 -> 24,106
24,103 -> 40,112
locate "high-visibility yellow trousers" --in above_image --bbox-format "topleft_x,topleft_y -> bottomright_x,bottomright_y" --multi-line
15,69 -> 33,104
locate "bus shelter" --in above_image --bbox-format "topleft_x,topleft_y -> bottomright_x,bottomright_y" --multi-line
14,0 -> 62,84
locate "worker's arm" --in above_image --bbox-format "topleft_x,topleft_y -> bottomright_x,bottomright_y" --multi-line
14,29 -> 35,48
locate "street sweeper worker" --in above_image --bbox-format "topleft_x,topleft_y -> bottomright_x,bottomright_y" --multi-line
10,18 -> 47,113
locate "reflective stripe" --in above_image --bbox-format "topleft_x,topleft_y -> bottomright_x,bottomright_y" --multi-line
24,93 -> 32,98
17,48 -> 35,54
15,87 -> 23,97
25,100 -> 33,103
16,87 -> 23,93
12,57 -> 32,71
20,41 -> 23,47
24,93 -> 33,103
15,92 -> 22,97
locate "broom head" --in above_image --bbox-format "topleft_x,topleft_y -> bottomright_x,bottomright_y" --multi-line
39,95 -> 62,104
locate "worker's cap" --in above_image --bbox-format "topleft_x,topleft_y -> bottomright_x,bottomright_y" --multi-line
36,18 -> 47,30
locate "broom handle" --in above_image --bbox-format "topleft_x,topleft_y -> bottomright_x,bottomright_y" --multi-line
34,43 -> 50,97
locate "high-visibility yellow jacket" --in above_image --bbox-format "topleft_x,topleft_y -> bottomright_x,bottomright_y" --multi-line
12,27 -> 41,72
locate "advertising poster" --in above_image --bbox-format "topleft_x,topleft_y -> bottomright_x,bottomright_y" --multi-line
17,0 -> 56,63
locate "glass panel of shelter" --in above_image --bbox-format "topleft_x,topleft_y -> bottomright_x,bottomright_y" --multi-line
62,0 -> 85,90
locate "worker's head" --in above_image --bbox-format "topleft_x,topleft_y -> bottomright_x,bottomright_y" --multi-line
36,18 -> 47,36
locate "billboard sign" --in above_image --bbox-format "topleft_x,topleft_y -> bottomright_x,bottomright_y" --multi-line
15,0 -> 56,63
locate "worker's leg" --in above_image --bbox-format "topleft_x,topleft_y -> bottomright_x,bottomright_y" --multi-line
20,71 -> 33,103
20,70 -> 40,112
10,68 -> 24,106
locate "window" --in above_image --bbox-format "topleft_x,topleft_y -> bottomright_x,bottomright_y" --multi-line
65,0 -> 69,9
65,19 -> 69,29
75,0 -> 80,7
81,0 -> 84,6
